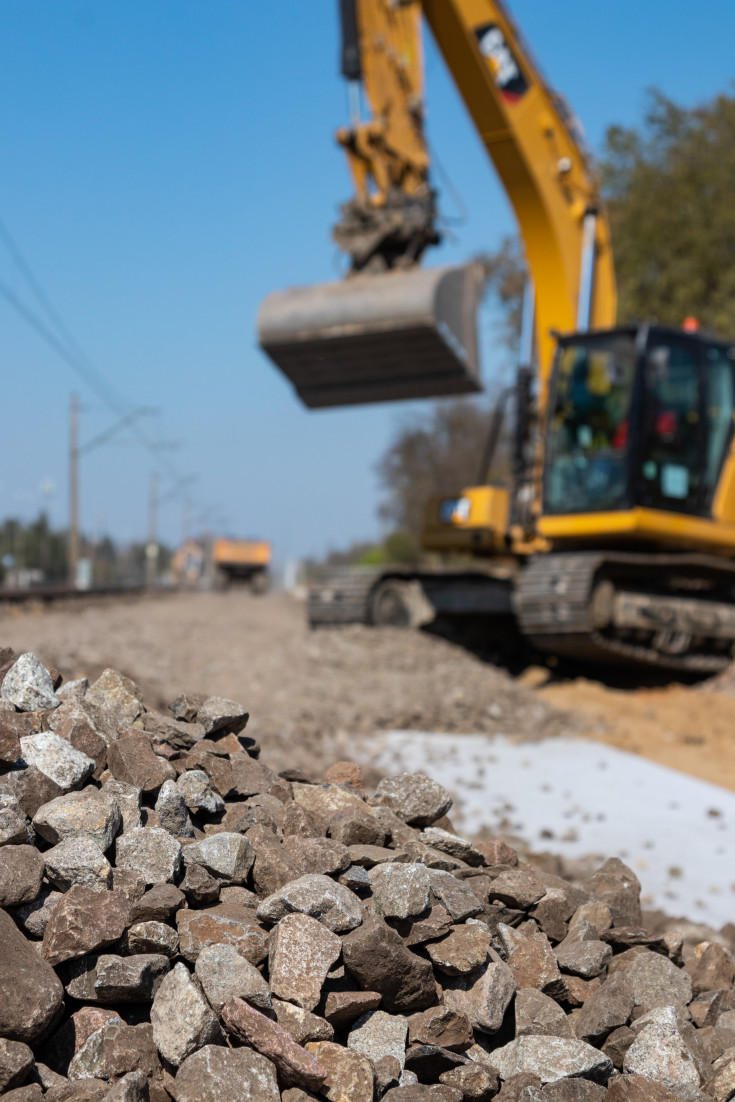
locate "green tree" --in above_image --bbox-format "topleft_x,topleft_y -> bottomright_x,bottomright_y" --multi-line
602,87 -> 735,333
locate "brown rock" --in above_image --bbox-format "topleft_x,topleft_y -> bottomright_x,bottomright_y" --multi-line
248,823 -> 305,895
323,989 -> 383,1028
174,1044 -> 279,1102
605,1073 -> 681,1102
689,943 -> 735,996
181,862 -> 221,905
328,807 -> 388,848
408,1007 -> 474,1052
283,803 -> 328,840
2,1086 -> 43,1102
283,835 -> 351,876
0,843 -> 43,906
323,762 -> 364,787
176,904 -> 269,964
273,1000 -> 335,1045
0,1038 -> 34,1092
426,924 -> 490,976
222,997 -> 327,1092
0,908 -> 64,1042
53,714 -> 107,780
129,882 -> 185,924
515,988 -> 574,1039
574,974 -> 634,1041
439,1062 -> 498,1100
306,1041 -> 374,1102
442,951 -> 516,1035
506,928 -> 566,999
489,869 -> 546,910
0,714 -> 23,768
269,912 -> 342,1011
68,1020 -> 161,1083
388,904 -> 454,947
42,886 -> 129,966
342,914 -> 438,1014
602,1026 -> 636,1069
107,737 -> 175,793
1,765 -> 64,818
230,754 -> 278,797
584,859 -> 642,928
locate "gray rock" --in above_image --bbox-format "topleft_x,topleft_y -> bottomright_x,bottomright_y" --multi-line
0,842 -> 43,906
0,907 -> 64,1042
177,769 -> 224,815
114,827 -> 182,885
2,654 -> 60,712
124,920 -> 179,958
93,953 -> 170,1002
584,859 -> 642,928
515,988 -> 575,1039
417,828 -> 483,867
66,1019 -> 160,1083
150,962 -> 222,1066
272,1000 -> 334,1045
154,779 -> 194,837
269,912 -> 341,1011
174,1044 -> 279,1102
195,942 -> 272,1015
101,779 -> 142,832
85,669 -> 144,731
555,928 -> 612,979
13,884 -> 64,937
57,677 -> 89,701
375,773 -> 453,826
491,1036 -> 612,1085
33,791 -> 122,851
425,869 -> 484,921
44,836 -> 112,891
257,873 -> 363,933
0,1038 -> 34,1093
103,1069 -> 149,1102
623,1005 -> 704,1101
0,794 -> 33,845
182,833 -> 254,884
197,696 -> 249,736
608,950 -> 693,1011
348,1009 -> 408,1071
369,862 -> 432,919
20,734 -> 95,792
574,974 -> 635,1041
443,951 -> 516,1035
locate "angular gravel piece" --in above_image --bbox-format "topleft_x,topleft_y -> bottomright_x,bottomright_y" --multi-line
2,653 -> 60,712
20,733 -> 95,792
374,773 -> 453,826
257,872 -> 363,932
114,826 -> 182,885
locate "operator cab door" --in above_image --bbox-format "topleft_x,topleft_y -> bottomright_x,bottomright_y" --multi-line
636,332 -> 735,518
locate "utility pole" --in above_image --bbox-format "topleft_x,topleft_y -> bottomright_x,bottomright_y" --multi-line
146,470 -> 159,588
68,392 -> 79,588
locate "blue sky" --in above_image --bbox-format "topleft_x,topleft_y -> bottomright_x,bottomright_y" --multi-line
1,1 -> 734,562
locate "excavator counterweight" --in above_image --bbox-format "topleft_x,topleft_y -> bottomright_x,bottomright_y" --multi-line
257,262 -> 484,407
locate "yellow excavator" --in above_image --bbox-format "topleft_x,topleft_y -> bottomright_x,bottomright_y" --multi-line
258,0 -> 735,674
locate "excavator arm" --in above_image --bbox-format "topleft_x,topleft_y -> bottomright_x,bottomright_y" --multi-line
259,0 -> 616,410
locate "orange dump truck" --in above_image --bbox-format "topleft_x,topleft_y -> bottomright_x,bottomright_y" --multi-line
211,538 -> 271,594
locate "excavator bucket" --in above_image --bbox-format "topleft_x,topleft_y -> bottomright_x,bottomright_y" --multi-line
257,263 -> 484,408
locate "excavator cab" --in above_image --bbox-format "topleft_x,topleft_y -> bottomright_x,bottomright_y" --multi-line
540,325 -> 735,542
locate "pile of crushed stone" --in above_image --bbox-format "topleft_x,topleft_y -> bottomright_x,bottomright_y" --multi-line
0,645 -> 732,1102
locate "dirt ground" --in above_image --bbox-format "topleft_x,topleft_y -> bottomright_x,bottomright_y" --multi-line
1,589 -> 734,789
0,590 -> 570,776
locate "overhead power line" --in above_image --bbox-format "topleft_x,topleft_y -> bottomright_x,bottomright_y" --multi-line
0,216 -> 204,517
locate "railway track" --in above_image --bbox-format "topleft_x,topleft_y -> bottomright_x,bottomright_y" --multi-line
0,584 -> 147,608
